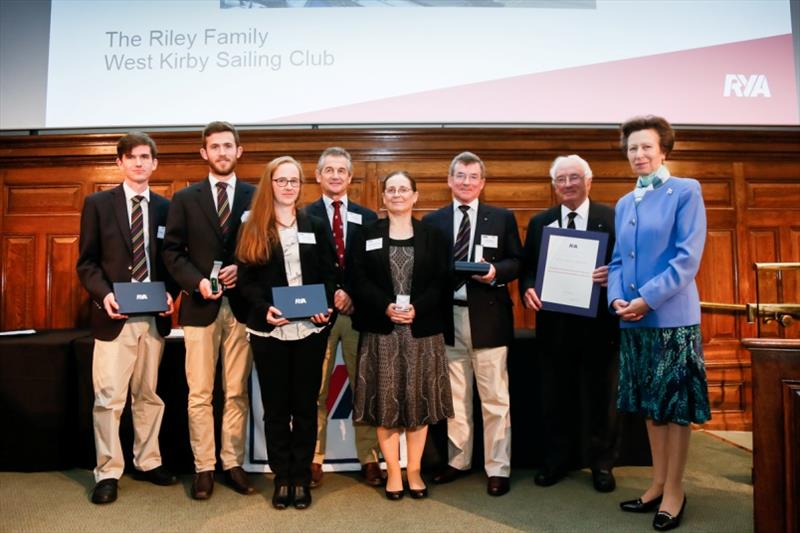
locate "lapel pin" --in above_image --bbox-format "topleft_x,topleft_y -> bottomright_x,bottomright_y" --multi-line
667,188 -> 673,195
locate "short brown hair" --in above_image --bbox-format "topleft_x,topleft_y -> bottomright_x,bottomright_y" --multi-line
381,170 -> 417,192
620,115 -> 675,156
202,121 -> 239,147
116,131 -> 157,159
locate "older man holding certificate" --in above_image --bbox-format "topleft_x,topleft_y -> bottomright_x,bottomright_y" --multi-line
520,154 -> 621,492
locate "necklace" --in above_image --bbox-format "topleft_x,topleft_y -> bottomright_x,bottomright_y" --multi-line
277,216 -> 296,228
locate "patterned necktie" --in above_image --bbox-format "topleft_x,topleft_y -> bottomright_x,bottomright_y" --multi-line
130,195 -> 148,282
331,200 -> 346,268
567,211 -> 577,229
216,182 -> 231,237
454,205 -> 471,262
454,205 -> 471,291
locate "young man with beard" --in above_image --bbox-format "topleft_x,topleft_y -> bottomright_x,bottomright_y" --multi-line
163,121 -> 256,500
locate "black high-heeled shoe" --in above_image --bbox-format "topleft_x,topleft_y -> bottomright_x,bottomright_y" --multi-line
408,485 -> 428,499
385,487 -> 405,500
620,494 -> 663,513
652,496 -> 687,531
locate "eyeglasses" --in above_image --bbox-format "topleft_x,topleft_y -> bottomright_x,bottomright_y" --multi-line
453,173 -> 483,183
384,187 -> 413,196
553,174 -> 584,186
273,178 -> 301,188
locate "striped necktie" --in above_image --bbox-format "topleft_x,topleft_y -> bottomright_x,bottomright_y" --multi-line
454,205 -> 471,262
130,195 -> 148,282
216,182 -> 231,237
454,205 -> 471,291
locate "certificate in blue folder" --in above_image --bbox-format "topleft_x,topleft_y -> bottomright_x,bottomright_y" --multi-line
271,283 -> 328,320
534,227 -> 609,318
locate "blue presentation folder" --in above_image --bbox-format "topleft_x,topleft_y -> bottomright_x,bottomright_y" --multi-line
271,283 -> 328,320
113,281 -> 168,315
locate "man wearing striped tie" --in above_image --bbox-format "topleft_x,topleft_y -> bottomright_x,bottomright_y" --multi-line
77,132 -> 178,504
423,152 -> 522,496
163,122 -> 256,500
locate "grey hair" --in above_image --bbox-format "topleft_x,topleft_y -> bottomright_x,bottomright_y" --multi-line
316,146 -> 353,174
549,154 -> 593,182
448,151 -> 486,179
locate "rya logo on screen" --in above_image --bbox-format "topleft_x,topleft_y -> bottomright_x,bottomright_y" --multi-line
723,74 -> 771,98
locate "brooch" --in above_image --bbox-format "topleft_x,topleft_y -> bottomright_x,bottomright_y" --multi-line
667,188 -> 673,195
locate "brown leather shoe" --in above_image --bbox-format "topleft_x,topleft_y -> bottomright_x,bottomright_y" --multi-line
487,476 -> 510,496
309,463 -> 323,489
191,471 -> 214,500
361,462 -> 386,486
224,466 -> 255,495
432,465 -> 468,485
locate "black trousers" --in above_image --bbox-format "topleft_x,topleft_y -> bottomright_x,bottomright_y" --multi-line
251,331 -> 327,486
538,320 -> 620,472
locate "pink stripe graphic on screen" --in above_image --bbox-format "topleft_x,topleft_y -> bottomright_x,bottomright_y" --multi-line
272,35 -> 797,125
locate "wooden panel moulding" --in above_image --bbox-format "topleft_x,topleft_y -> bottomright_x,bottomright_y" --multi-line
707,380 -> 745,413
698,230 -> 738,341
46,235 -> 86,329
5,184 -> 83,215
746,181 -> 800,209
1,235 -> 35,330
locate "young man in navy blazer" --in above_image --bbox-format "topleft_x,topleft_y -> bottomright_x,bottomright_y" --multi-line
304,147 -> 383,488
162,122 -> 256,500
423,151 -> 522,496
77,132 -> 178,504
519,154 -> 620,493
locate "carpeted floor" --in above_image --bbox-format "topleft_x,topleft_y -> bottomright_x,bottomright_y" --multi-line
0,431 -> 752,532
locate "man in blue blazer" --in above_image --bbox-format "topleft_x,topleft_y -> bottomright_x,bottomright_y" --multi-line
162,122 -> 256,500
423,151 -> 522,496
304,147 -> 382,487
77,132 -> 178,504
519,155 -> 620,492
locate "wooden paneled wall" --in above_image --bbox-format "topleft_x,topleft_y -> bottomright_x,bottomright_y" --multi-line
1,127 -> 799,431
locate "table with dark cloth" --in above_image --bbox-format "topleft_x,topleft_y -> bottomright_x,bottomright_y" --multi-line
0,329 -> 87,471
1,328 -> 647,473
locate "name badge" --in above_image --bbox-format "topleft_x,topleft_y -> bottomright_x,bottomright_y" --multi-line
297,232 -> 316,244
481,234 -> 498,248
346,211 -> 362,225
157,226 -> 166,239
241,210 -> 250,222
366,238 -> 383,251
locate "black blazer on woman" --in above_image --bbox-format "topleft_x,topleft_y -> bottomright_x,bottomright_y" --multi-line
237,211 -> 338,333
350,217 -> 450,338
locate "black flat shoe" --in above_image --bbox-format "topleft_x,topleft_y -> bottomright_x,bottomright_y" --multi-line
591,469 -> 616,493
534,466 -> 566,487
293,485 -> 312,510
620,494 -> 663,513
653,497 -> 686,531
91,478 -> 118,504
408,486 -> 428,499
385,488 -> 405,500
133,465 -> 178,486
272,484 -> 292,510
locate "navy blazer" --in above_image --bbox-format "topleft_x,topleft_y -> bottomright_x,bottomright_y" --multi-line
163,178 -> 255,327
303,197 -> 377,290
76,185 -> 176,341
520,200 -> 618,350
237,211 -> 338,333
422,203 -> 522,349
350,217 -> 450,338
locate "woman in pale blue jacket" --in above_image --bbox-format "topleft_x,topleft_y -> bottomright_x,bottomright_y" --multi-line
608,115 -> 710,532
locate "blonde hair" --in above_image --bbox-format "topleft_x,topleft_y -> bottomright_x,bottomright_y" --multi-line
236,156 -> 304,264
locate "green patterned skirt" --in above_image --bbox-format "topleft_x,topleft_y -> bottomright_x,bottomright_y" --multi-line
617,325 -> 711,425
